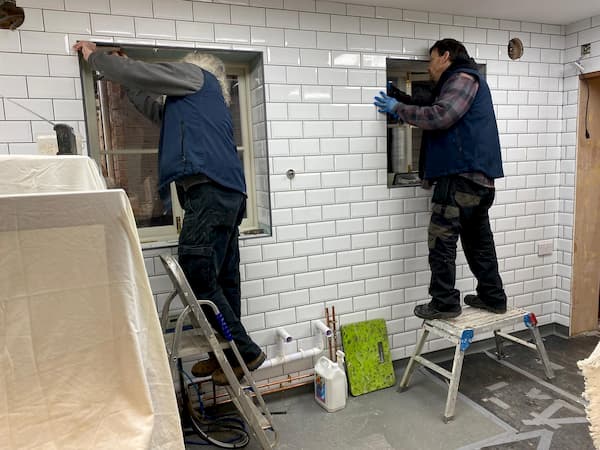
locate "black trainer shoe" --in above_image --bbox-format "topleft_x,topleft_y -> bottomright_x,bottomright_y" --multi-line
464,295 -> 507,314
414,301 -> 462,320
211,351 -> 266,386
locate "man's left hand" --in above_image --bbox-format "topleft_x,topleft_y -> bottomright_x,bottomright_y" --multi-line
374,91 -> 399,115
72,40 -> 96,61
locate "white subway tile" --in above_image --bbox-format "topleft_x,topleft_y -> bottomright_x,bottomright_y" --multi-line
265,308 -> 296,327
288,103 -> 318,120
110,0 -> 153,17
299,12 -> 330,31
295,270 -> 324,289
266,9 -> 299,29
150,0 -> 191,19
271,120 -> 303,138
20,31 -> 70,55
269,84 -> 301,102
318,67 -> 347,85
331,15 -> 359,33
0,53 -> 49,76
347,34 -> 375,52
301,85 -> 332,103
319,104 -> 348,120
27,77 -> 75,99
361,54 -> 386,68
376,36 -> 402,53
300,48 -> 331,66
361,18 -> 388,36
440,25 -> 464,41
0,30 -> 20,52
317,31 -> 346,50
215,24 -> 250,44
0,76 -> 27,97
52,99 -> 83,120
285,29 -> 316,48
251,27 -> 284,46
268,47 -> 300,65
176,21 -> 213,41
91,14 -> 134,37
193,2 -> 230,23
414,23 -> 439,40
389,21 -> 414,38
370,7 -> 402,22
231,6 -> 266,26
403,10 -> 428,23
0,122 -> 32,142
347,4 -> 374,17
44,10 -> 91,34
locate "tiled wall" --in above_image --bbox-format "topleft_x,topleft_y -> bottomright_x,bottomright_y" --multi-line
1,0 -> 597,364
556,17 -> 600,325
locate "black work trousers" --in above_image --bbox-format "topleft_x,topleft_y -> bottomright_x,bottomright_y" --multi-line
428,176 -> 507,308
177,182 -> 262,362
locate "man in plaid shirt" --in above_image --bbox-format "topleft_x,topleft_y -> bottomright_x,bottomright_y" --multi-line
375,39 -> 507,320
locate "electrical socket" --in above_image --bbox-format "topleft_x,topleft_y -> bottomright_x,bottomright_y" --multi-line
582,43 -> 591,56
537,240 -> 553,256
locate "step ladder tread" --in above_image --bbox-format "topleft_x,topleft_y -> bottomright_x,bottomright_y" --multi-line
164,330 -> 230,359
425,306 -> 528,337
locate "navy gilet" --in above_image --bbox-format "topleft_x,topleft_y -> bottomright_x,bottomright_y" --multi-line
424,67 -> 503,181
158,70 -> 246,201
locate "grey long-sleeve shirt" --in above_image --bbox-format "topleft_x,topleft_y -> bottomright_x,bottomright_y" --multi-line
88,51 -> 205,124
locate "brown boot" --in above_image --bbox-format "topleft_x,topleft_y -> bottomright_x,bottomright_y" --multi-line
191,355 -> 220,378
211,352 -> 266,386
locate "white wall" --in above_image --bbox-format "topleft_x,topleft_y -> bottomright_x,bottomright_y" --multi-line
1,0 -> 596,367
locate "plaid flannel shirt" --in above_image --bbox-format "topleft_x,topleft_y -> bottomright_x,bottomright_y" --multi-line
394,72 -> 494,188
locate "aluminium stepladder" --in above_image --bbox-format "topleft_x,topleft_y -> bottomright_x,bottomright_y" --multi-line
159,254 -> 278,449
398,306 -> 555,423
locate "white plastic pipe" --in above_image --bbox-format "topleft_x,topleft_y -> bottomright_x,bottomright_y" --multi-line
259,321 -> 332,369
314,320 -> 332,337
276,327 -> 293,343
259,346 -> 323,369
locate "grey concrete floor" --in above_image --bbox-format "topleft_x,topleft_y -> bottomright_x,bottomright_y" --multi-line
186,333 -> 597,450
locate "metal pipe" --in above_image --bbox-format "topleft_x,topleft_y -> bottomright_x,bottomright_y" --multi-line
196,373 -> 315,404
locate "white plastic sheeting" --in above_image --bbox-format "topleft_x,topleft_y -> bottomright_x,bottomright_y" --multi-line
0,154 -> 183,449
0,155 -> 106,194
579,341 -> 600,449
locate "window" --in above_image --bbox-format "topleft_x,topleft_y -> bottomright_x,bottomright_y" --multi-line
80,45 -> 271,243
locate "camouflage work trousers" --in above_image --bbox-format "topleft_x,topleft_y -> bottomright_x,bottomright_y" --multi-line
428,176 -> 507,307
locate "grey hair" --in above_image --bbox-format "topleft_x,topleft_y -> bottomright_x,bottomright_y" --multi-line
183,53 -> 230,105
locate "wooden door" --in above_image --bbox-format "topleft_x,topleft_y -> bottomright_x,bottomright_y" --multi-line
571,73 -> 600,335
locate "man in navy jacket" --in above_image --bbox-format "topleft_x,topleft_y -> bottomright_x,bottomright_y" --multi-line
375,39 -> 507,319
74,41 -> 265,384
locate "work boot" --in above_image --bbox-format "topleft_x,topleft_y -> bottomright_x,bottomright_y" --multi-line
211,351 -> 266,386
414,300 -> 461,320
464,295 -> 507,314
191,354 -> 220,378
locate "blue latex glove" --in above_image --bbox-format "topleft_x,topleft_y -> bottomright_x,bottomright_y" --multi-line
374,91 -> 398,115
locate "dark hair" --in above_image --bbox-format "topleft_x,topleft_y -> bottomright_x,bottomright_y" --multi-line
429,39 -> 470,62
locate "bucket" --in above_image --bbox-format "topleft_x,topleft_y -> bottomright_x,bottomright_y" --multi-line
314,351 -> 347,412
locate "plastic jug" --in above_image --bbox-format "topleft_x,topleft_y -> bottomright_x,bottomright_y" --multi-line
314,350 -> 347,412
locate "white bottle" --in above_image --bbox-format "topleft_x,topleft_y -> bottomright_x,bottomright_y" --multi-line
314,350 -> 347,412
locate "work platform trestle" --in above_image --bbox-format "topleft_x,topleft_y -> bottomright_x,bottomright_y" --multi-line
398,306 -> 555,423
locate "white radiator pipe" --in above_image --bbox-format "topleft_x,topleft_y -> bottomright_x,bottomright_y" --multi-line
259,321 -> 331,369
314,320 -> 332,337
259,346 -> 323,369
276,327 -> 293,343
